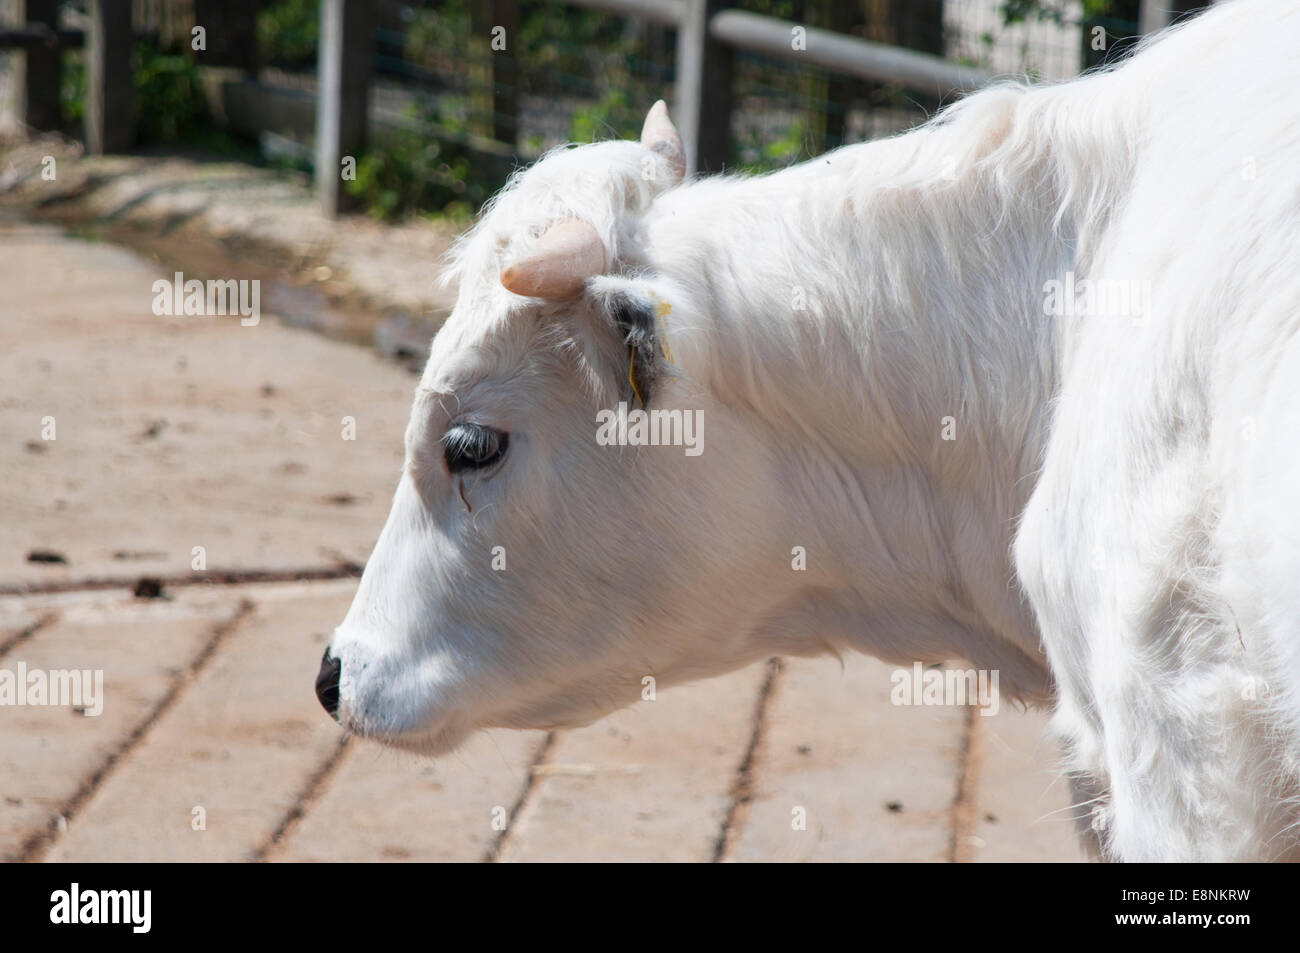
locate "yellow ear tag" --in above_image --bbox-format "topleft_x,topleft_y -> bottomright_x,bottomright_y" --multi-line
654,298 -> 676,364
628,296 -> 674,407
627,345 -> 644,407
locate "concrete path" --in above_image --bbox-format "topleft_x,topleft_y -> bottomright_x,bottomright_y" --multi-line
0,218 -> 1089,862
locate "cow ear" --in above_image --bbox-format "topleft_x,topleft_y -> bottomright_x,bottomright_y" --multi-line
588,278 -> 674,407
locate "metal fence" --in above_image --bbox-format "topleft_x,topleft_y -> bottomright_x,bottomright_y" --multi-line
310,0 -> 1152,213
356,0 -> 1076,171
2,0 -> 1208,217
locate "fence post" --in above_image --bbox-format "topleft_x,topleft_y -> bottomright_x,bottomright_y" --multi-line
468,0 -> 519,149
676,0 -> 731,175
315,0 -> 373,217
192,0 -> 260,74
803,1 -> 859,155
85,0 -> 133,154
15,0 -> 61,133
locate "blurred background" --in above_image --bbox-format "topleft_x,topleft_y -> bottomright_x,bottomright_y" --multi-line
0,1 -> 1208,863
1,1 -> 1210,216
0,0 -> 1211,359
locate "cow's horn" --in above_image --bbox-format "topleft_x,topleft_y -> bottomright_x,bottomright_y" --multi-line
641,100 -> 685,184
500,219 -> 606,299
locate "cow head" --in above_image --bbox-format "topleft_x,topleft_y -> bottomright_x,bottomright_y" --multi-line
317,103 -> 812,754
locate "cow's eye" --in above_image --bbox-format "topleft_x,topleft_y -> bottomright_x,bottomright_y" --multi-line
442,423 -> 508,474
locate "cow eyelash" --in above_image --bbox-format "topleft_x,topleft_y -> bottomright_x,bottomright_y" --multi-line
441,423 -> 509,474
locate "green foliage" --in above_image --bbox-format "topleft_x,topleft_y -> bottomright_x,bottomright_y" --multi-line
133,44 -> 209,144
1001,0 -> 1119,25
403,1 -> 658,104
344,102 -> 489,222
568,88 -> 637,143
257,0 -> 320,69
733,117 -> 811,173
760,119 -> 810,168
60,51 -> 84,125
402,0 -> 471,76
514,2 -> 642,93
60,43 -> 216,146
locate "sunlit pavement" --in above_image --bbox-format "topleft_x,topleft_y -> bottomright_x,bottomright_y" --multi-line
0,222 -> 1087,862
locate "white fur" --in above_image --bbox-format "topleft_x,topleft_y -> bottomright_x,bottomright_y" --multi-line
328,0 -> 1300,861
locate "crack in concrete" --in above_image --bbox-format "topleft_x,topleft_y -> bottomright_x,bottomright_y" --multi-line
711,657 -> 785,863
483,732 -> 558,863
253,734 -> 353,862
948,706 -> 986,863
0,611 -> 59,662
17,599 -> 256,862
0,565 -> 362,597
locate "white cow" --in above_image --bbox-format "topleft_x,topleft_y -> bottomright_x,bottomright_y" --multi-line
319,0 -> 1300,861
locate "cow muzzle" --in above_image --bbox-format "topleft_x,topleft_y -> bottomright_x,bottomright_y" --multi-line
315,647 -> 342,721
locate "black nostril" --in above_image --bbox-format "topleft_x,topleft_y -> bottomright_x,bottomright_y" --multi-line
315,648 -> 341,721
